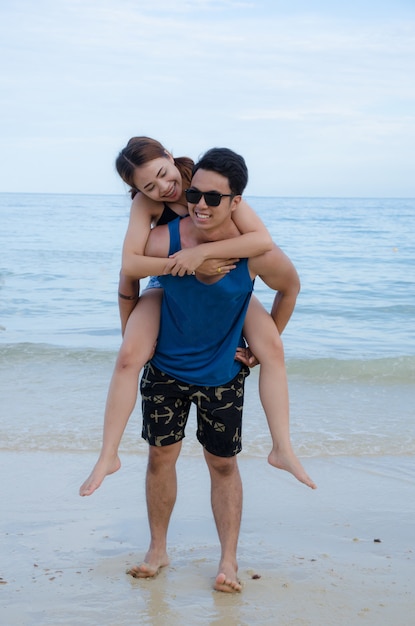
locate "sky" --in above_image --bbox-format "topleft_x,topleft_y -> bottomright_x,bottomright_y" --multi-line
1,0 -> 415,197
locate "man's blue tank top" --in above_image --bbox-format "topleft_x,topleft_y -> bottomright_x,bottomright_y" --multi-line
151,217 -> 254,386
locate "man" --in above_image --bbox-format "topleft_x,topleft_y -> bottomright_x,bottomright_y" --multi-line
126,148 -> 298,593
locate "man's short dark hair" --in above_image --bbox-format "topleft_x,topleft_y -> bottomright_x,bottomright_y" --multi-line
192,148 -> 248,196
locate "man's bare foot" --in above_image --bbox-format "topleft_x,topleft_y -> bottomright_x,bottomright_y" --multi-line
268,447 -> 317,489
214,563 -> 242,593
126,550 -> 169,579
79,455 -> 121,496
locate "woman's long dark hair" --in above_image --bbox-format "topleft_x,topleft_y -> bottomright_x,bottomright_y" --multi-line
115,136 -> 193,199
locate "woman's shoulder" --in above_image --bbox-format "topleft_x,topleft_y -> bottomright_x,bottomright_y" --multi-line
131,192 -> 164,222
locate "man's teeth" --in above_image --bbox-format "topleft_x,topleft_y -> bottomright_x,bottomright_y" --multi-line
196,211 -> 210,219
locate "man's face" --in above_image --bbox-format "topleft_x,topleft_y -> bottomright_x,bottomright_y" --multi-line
187,168 -> 238,231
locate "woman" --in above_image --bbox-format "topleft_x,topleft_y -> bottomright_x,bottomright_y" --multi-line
79,137 -> 316,496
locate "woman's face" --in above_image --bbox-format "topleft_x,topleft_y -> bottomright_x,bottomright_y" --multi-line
132,154 -> 182,203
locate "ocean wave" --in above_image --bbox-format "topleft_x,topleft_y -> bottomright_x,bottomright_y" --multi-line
0,341 -> 117,365
287,356 -> 415,384
1,431 -> 414,458
1,343 -> 413,384
1,342 -> 413,459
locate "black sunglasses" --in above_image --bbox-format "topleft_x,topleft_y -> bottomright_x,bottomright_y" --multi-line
185,188 -> 235,207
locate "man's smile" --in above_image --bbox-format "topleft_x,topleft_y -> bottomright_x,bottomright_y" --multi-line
194,210 -> 211,220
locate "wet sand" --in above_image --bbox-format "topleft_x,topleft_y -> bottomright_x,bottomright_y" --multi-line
1,451 -> 414,625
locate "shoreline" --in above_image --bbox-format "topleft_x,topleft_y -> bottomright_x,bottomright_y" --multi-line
2,451 -> 414,625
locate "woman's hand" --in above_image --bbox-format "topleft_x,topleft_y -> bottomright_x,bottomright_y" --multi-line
235,346 -> 259,368
167,248 -> 239,277
167,247 -> 207,276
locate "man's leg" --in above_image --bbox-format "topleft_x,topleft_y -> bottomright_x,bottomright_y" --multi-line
127,441 -> 182,578
203,449 -> 242,593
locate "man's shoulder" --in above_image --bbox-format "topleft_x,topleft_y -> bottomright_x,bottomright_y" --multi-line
177,215 -> 196,245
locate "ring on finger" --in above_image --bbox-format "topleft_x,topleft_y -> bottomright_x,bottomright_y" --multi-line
217,267 -> 222,273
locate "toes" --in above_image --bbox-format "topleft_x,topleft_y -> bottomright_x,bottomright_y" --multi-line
126,563 -> 162,579
214,573 -> 242,593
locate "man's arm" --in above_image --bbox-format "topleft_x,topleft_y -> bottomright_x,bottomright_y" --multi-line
249,243 -> 300,334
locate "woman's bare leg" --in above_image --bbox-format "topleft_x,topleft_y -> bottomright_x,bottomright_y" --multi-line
242,296 -> 316,489
79,289 -> 163,496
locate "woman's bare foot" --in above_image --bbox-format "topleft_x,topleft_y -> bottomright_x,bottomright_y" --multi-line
126,549 -> 169,579
214,562 -> 242,593
268,447 -> 317,489
79,454 -> 121,496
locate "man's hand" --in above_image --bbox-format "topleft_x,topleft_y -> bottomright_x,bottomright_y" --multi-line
197,257 -> 239,276
235,346 -> 259,368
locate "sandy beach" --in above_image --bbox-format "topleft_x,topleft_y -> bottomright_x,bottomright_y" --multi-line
1,450 -> 414,626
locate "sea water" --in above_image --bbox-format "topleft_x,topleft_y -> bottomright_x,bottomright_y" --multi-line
0,193 -> 414,458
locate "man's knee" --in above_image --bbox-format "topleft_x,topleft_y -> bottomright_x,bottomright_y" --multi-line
205,451 -> 237,476
147,442 -> 181,472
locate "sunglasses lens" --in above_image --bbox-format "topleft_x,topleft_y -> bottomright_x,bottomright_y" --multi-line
185,189 -> 202,203
204,193 -> 221,207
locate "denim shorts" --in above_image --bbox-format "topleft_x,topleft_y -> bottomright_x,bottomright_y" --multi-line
144,276 -> 163,290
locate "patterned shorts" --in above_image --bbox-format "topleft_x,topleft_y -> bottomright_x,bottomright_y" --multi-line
140,362 -> 249,457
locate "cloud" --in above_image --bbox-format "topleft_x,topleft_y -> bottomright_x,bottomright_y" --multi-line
0,0 -> 414,195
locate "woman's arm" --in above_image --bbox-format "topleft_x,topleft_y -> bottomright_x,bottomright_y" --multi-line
118,273 -> 140,334
118,194 -> 170,331
168,198 -> 273,275
120,194 -> 178,279
121,196 -> 273,278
